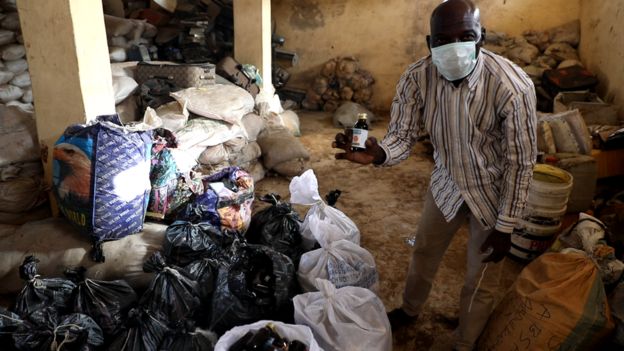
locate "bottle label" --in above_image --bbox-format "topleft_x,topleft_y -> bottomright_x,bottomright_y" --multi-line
351,128 -> 368,149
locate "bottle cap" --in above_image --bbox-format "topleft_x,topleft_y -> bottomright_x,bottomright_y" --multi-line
358,113 -> 367,120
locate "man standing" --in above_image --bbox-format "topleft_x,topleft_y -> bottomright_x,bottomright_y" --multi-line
332,0 -> 537,349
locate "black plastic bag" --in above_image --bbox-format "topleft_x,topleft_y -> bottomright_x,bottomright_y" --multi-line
176,191 -> 221,227
140,251 -> 200,322
163,220 -> 232,266
210,243 -> 296,334
13,307 -> 103,351
0,307 -> 22,350
183,258 -> 220,326
159,320 -> 218,351
184,258 -> 219,300
246,194 -> 304,267
65,267 -> 138,336
107,308 -> 169,351
14,255 -> 76,317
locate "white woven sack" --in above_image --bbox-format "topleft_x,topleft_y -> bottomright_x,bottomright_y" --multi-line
175,117 -> 246,150
112,75 -> 138,104
0,29 -> 14,45
4,58 -> 28,74
1,44 -> 25,61
0,12 -> 19,31
0,83 -> 22,102
297,221 -> 378,293
215,320 -> 324,351
290,169 -> 360,249
21,87 -> 32,103
293,278 -> 392,351
9,70 -> 30,88
171,85 -> 254,126
0,70 -> 13,84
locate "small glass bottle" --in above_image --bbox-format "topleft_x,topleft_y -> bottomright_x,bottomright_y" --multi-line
351,113 -> 369,151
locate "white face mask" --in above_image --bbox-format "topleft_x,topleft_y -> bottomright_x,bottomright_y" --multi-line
431,41 -> 478,81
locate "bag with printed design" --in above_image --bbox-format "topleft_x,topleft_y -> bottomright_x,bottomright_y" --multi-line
177,167 -> 254,233
289,169 -> 360,250
52,114 -> 153,262
297,216 -> 378,292
146,128 -> 179,220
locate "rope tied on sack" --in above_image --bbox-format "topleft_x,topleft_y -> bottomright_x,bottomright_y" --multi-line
50,323 -> 83,351
30,274 -> 42,285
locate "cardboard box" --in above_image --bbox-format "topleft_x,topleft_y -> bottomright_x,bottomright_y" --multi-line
591,148 -> 624,178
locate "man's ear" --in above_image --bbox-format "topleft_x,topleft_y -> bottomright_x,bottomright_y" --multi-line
480,27 -> 486,44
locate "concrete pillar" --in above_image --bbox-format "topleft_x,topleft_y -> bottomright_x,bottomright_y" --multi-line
17,0 -> 116,212
233,0 -> 273,92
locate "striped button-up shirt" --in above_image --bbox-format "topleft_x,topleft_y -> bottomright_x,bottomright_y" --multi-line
379,49 -> 537,233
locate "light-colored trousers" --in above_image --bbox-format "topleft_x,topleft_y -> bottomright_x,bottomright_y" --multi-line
402,190 -> 504,350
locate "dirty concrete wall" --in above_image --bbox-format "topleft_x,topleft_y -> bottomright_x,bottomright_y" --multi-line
579,0 -> 624,118
272,0 -> 580,111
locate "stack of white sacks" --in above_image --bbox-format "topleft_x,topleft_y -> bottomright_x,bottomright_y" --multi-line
287,169 -> 392,351
144,84 -> 268,182
0,1 -> 33,112
105,14 -> 158,63
140,83 -> 309,183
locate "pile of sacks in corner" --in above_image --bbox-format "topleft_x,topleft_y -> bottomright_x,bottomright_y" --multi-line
150,84 -> 310,180
0,168 -> 391,351
484,20 -> 582,87
0,0 -> 34,112
110,59 -> 311,182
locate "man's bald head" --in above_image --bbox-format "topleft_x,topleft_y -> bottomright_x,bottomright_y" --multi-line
428,0 -> 484,49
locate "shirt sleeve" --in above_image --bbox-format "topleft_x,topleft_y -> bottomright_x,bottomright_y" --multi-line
495,86 -> 538,233
379,68 -> 424,167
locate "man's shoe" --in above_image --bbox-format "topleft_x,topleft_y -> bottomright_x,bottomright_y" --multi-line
387,308 -> 417,330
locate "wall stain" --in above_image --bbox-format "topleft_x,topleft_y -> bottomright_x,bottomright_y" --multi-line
328,0 -> 348,17
290,0 -> 325,30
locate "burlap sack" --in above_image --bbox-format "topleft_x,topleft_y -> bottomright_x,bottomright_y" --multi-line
241,113 -> 265,142
478,252 -> 614,351
0,104 -> 39,166
257,127 -> 309,170
0,218 -> 167,294
272,158 -> 310,177
231,141 -> 261,166
242,159 -> 265,183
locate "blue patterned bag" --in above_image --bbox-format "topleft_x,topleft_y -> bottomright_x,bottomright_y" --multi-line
52,114 -> 152,261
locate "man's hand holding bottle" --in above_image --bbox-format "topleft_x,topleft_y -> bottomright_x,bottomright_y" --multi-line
332,129 -> 386,165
